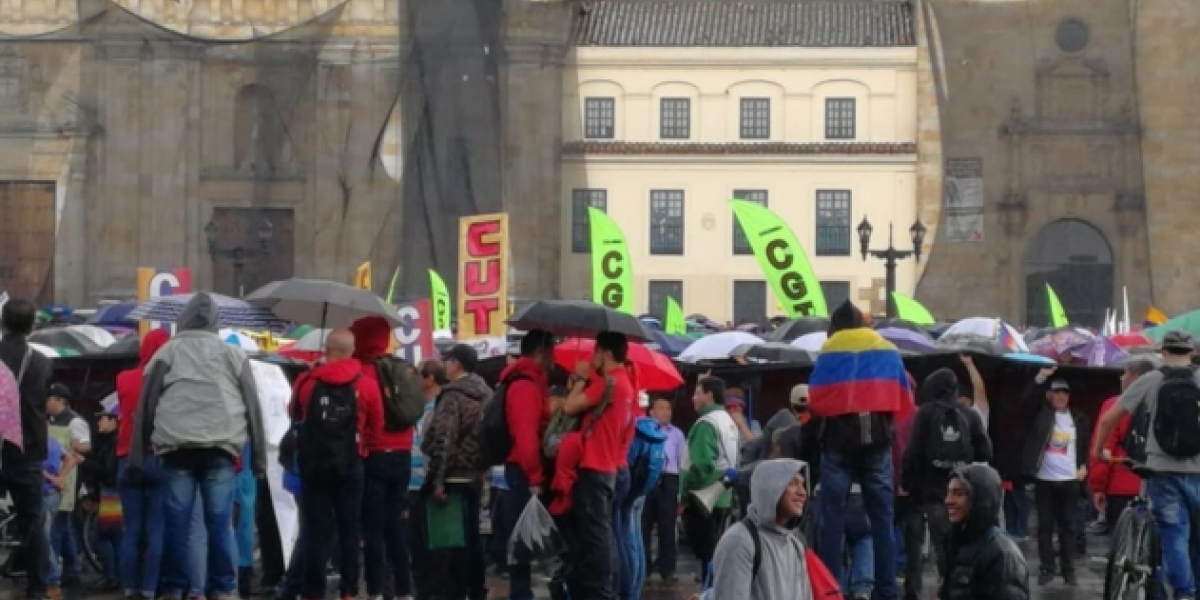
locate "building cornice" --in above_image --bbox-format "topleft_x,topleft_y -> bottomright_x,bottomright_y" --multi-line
563,141 -> 916,156
567,46 -> 919,69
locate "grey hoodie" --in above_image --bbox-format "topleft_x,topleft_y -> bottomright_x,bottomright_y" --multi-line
130,293 -> 267,475
712,458 -> 813,600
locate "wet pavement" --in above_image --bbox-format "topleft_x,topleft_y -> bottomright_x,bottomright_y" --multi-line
0,537 -> 1109,600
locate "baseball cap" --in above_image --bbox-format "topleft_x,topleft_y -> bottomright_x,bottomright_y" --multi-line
1161,330 -> 1195,353
442,344 -> 479,373
1049,379 -> 1070,392
48,383 -> 71,402
790,384 -> 809,407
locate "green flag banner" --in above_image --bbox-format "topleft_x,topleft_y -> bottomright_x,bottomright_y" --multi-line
589,207 -> 633,314
891,292 -> 935,326
665,297 -> 686,335
730,200 -> 828,317
1045,283 -> 1069,327
429,269 -> 452,330
385,267 -> 401,305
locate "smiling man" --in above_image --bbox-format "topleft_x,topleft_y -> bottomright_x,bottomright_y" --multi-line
940,464 -> 1029,600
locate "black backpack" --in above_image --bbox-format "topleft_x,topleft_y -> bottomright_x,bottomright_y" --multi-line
923,403 -> 974,469
373,357 -> 426,431
1152,366 -> 1200,459
1123,403 -> 1151,464
478,373 -> 532,468
298,377 -> 360,476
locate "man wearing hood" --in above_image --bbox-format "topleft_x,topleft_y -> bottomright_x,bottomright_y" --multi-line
710,458 -> 836,600
901,368 -> 992,600
421,344 -> 492,600
351,316 -> 418,600
494,329 -> 554,600
940,464 -> 1029,600
115,329 -> 169,600
130,293 -> 267,600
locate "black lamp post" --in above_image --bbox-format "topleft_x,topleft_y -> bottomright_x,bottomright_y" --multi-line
856,216 -> 926,318
205,216 -> 274,298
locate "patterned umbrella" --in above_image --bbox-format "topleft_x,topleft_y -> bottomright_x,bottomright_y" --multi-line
129,293 -> 288,330
876,327 -> 935,354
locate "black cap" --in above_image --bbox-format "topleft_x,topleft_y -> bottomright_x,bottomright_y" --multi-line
48,383 -> 71,402
1049,379 -> 1070,392
443,344 -> 479,373
1161,330 -> 1195,353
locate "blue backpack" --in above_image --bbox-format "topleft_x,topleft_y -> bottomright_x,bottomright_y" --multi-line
628,417 -> 668,498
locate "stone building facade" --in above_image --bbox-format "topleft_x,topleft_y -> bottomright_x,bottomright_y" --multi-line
913,0 -> 1200,325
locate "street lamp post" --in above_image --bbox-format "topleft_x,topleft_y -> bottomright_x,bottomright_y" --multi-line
856,216 -> 927,319
205,216 -> 274,298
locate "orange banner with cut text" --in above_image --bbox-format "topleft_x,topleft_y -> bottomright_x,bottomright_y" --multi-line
457,213 -> 509,339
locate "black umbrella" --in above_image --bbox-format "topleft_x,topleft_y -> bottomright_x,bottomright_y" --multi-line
935,334 -> 1007,356
507,300 -> 653,342
103,336 -> 141,356
767,316 -> 831,343
730,342 -> 816,364
28,328 -> 102,354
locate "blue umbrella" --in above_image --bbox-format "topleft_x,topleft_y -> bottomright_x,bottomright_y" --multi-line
1004,352 -> 1057,366
129,293 -> 289,330
650,330 -> 692,357
88,301 -> 138,326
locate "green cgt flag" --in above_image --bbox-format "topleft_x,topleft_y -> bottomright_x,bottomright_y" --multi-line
429,269 -> 452,330
1045,283 -> 1069,328
891,292 -> 935,326
665,297 -> 686,335
589,207 -> 634,314
730,200 -> 828,317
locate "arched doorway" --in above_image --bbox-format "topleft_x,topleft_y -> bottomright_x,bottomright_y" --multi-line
1024,219 -> 1114,328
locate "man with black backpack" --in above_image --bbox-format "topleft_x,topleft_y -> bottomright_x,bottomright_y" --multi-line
288,329 -> 384,600
901,368 -> 992,600
1019,367 -> 1091,587
1095,330 -> 1200,600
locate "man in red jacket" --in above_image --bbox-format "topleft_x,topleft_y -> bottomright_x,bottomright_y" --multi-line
1088,356 -> 1158,537
350,315 -> 417,600
289,328 -> 383,600
495,329 -> 554,600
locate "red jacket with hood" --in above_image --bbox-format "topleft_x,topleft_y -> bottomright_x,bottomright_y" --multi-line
352,317 -> 413,452
1088,395 -> 1140,498
501,358 -> 550,485
115,329 -> 170,458
290,357 -> 383,458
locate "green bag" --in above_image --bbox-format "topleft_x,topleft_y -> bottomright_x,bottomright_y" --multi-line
542,376 -> 614,460
425,493 -> 466,550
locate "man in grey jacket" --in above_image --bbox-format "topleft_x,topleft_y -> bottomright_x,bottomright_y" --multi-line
710,459 -> 814,600
130,293 -> 266,600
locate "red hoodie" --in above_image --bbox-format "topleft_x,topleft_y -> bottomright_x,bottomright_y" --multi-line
290,357 -> 383,458
115,330 -> 170,458
548,431 -> 584,516
501,358 -> 550,485
351,317 -> 414,452
1088,395 -> 1141,498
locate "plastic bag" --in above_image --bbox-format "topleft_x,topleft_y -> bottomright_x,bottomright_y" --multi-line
507,495 -> 565,565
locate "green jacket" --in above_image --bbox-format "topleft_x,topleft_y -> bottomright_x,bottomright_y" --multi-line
682,403 -> 733,508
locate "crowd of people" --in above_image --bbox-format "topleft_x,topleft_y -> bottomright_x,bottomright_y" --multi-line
1,291 -> 1200,600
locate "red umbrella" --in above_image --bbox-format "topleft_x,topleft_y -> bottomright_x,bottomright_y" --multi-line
1110,332 -> 1153,349
554,338 -> 684,392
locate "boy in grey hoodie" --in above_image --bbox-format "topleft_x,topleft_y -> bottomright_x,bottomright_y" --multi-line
710,459 -> 814,600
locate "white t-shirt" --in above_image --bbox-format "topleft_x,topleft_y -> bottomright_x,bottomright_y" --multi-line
1037,412 -> 1077,482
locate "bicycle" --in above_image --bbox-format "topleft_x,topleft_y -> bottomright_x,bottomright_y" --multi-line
1103,459 -> 1162,600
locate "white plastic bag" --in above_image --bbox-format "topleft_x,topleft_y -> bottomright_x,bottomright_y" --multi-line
507,495 -> 564,565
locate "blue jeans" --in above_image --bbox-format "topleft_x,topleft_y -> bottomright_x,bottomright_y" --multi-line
159,451 -> 237,597
118,459 -> 167,597
1148,473 -> 1200,597
48,509 -> 80,585
186,491 -> 209,596
625,496 -> 648,600
845,493 -> 874,597
42,492 -> 61,585
90,490 -> 123,582
612,467 -> 632,598
1004,482 -> 1030,538
234,463 -> 257,569
498,463 -> 534,600
816,447 -> 899,600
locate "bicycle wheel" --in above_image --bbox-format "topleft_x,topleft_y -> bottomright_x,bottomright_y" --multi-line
75,502 -> 103,574
1104,509 -> 1158,600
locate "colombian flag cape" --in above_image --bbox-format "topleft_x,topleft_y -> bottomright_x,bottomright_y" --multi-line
808,328 -> 915,420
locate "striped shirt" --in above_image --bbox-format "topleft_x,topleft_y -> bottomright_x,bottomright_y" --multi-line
409,399 -> 438,491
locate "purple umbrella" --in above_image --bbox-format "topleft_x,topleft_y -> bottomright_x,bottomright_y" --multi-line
877,327 -> 935,354
1028,327 -> 1095,360
1083,336 -> 1130,367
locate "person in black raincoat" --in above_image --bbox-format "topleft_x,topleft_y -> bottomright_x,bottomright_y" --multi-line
941,464 -> 1029,600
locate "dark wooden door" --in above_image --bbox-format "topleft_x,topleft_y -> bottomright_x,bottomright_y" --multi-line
209,207 -> 294,298
0,182 -> 56,304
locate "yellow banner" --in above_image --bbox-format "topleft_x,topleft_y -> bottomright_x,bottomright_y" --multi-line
457,213 -> 509,339
354,262 -> 372,290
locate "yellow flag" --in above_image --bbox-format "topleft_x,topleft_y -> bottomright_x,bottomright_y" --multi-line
354,262 -> 372,291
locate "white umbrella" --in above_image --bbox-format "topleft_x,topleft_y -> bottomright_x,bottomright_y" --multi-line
943,317 -> 1029,353
677,331 -> 763,362
29,343 -> 59,358
63,325 -> 117,349
790,331 -> 828,353
219,329 -> 261,352
291,328 -> 333,352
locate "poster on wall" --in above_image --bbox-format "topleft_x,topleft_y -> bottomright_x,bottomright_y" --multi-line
943,158 -> 985,243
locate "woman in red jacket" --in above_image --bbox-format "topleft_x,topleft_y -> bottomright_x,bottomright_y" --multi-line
114,329 -> 170,600
1087,393 -> 1142,532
